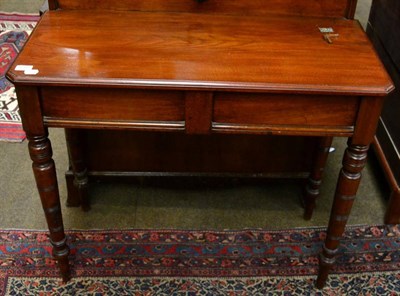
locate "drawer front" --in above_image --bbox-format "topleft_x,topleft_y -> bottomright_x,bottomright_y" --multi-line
213,93 -> 359,128
41,87 -> 185,122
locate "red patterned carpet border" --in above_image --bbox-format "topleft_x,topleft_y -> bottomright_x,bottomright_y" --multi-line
0,13 -> 39,22
0,13 -> 39,142
1,225 -> 400,294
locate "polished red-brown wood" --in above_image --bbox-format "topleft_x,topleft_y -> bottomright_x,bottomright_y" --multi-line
8,11 -> 392,96
185,91 -> 213,134
303,137 -> 333,220
16,85 -> 70,282
8,5 -> 393,289
51,0 -> 355,19
70,132 -> 320,174
64,129 -> 90,211
50,0 -> 357,210
49,0 -> 358,218
41,87 -> 185,122
316,96 -> 386,288
63,133 -> 321,207
214,94 -> 359,127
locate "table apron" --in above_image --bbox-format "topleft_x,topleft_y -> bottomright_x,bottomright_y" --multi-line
40,87 -> 358,136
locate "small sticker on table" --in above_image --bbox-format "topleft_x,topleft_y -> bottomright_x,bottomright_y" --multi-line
15,65 -> 39,75
319,27 -> 334,33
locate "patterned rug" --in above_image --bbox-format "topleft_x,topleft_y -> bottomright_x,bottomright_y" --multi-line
1,225 -> 399,295
0,13 -> 39,142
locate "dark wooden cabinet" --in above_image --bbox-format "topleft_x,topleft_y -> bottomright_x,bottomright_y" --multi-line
367,0 -> 400,224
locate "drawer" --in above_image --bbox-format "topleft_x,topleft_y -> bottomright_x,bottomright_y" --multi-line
213,93 -> 359,128
41,87 -> 185,122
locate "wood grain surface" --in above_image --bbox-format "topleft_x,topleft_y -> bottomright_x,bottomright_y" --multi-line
8,10 -> 392,95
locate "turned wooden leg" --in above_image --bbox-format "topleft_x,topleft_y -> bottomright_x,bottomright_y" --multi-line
385,188 -> 400,224
303,137 -> 333,220
65,128 -> 90,211
28,133 -> 71,282
316,142 -> 368,288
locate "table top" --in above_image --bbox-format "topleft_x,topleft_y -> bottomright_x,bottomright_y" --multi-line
8,10 -> 393,95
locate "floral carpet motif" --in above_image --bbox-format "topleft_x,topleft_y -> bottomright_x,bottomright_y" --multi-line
0,13 -> 39,142
1,225 -> 399,295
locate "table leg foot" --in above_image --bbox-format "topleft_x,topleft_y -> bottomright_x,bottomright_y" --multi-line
28,133 -> 71,281
52,238 -> 71,282
65,173 -> 81,207
65,129 -> 90,211
303,177 -> 321,220
316,251 -> 334,289
303,137 -> 333,220
316,142 -> 368,288
74,170 -> 90,212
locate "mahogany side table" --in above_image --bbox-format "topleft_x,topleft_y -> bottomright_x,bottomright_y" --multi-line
7,10 -> 393,288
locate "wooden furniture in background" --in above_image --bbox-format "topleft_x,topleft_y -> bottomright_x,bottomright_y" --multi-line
51,0 -> 358,17
8,0 -> 392,289
367,0 -> 400,224
65,132 -> 319,208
